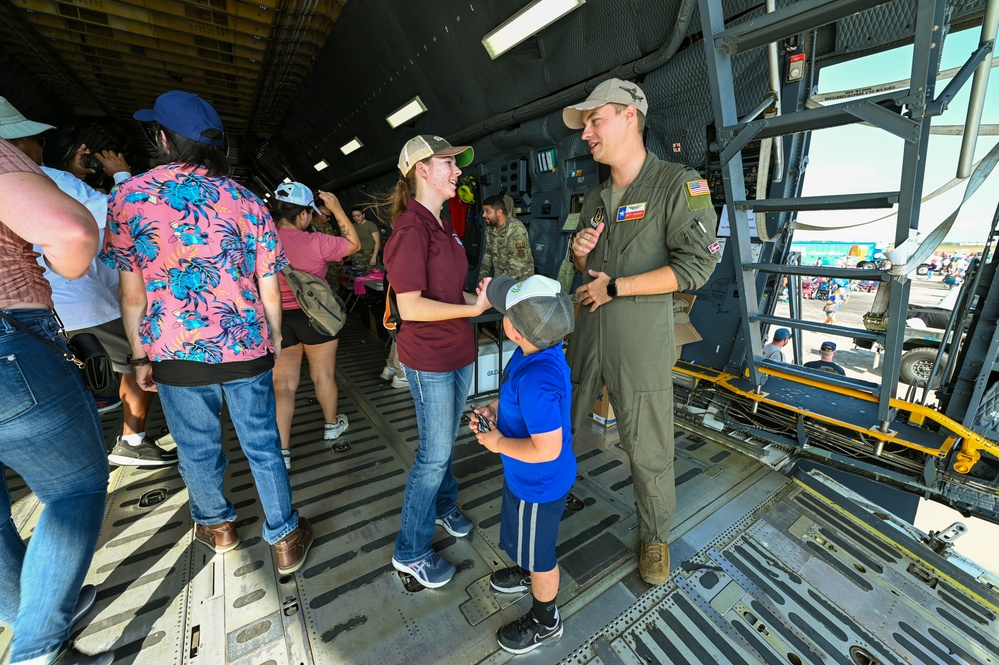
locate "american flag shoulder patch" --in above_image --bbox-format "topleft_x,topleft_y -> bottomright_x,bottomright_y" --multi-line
686,179 -> 711,196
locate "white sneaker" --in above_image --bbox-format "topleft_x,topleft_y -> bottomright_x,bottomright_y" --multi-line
379,366 -> 395,380
391,374 -> 409,389
324,414 -> 349,440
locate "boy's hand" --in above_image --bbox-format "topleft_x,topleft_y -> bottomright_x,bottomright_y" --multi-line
469,406 -> 496,434
476,426 -> 502,453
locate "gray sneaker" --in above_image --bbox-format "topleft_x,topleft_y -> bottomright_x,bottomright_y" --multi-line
108,437 -> 178,467
435,510 -> 473,537
324,414 -> 349,440
392,553 -> 455,588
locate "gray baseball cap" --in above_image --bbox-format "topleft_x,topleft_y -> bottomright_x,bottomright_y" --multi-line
487,275 -> 574,350
563,78 -> 649,130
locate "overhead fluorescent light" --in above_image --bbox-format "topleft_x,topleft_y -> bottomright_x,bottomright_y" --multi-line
282,177 -> 292,183
314,159 -> 329,171
340,138 -> 363,155
482,0 -> 585,59
386,96 -> 427,129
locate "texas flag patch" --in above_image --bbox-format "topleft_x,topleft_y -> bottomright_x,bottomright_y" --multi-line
617,202 -> 647,222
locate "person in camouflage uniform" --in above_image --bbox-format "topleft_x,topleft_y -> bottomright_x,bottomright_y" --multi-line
479,194 -> 534,282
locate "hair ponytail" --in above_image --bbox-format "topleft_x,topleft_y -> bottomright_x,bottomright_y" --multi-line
372,168 -> 420,227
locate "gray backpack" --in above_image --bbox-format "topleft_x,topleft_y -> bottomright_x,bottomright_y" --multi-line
280,266 -> 347,337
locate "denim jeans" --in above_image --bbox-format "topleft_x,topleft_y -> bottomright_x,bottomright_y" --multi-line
394,363 -> 473,564
0,309 -> 109,663
156,369 -> 298,544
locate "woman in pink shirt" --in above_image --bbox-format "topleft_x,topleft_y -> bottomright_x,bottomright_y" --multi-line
272,183 -> 360,468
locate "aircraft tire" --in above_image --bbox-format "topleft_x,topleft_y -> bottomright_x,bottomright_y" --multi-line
899,347 -> 945,388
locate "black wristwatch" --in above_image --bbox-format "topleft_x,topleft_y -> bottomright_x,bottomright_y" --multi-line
607,277 -> 619,299
126,354 -> 151,367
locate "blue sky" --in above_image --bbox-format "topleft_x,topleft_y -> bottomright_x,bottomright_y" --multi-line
795,28 -> 999,244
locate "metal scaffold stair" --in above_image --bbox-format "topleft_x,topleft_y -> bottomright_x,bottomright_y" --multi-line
697,0 -> 970,428
942,202 -> 999,438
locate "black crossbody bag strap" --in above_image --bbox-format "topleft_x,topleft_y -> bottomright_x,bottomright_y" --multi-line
0,310 -> 83,367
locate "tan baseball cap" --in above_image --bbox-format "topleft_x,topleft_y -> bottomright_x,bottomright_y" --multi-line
562,78 -> 649,130
397,135 -> 474,177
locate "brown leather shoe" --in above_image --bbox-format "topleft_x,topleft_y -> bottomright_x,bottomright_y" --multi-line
274,516 -> 314,574
639,541 -> 670,585
194,521 -> 240,553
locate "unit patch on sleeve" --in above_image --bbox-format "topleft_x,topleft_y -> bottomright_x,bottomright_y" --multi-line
684,179 -> 713,211
616,202 -> 647,222
590,206 -> 605,227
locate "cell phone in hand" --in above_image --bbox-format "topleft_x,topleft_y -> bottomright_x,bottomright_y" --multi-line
476,415 -> 492,433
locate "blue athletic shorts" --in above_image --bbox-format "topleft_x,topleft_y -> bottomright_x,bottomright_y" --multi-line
499,481 -> 567,573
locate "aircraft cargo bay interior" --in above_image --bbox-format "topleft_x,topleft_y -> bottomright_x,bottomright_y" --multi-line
0,1 -> 997,664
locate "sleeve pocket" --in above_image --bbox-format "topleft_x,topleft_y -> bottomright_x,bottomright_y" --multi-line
0,355 -> 38,426
633,294 -> 671,303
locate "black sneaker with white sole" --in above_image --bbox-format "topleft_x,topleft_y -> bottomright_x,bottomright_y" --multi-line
496,609 -> 562,654
108,437 -> 178,467
489,565 -> 531,593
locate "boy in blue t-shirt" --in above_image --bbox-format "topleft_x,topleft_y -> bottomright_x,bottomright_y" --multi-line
470,274 -> 576,655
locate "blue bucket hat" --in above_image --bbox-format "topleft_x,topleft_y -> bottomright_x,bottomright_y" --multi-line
134,91 -> 224,146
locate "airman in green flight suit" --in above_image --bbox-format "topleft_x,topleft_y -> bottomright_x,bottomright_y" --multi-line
564,78 -> 721,585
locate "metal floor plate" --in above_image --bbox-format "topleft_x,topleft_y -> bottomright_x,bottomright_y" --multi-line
2,321 -> 995,664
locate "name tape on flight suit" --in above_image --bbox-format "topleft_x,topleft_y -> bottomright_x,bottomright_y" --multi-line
617,202 -> 647,222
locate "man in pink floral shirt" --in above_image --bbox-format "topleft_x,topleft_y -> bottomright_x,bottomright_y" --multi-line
100,91 -> 314,575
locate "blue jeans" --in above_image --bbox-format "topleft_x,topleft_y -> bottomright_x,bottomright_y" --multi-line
156,369 -> 298,544
0,309 -> 109,663
394,363 -> 473,564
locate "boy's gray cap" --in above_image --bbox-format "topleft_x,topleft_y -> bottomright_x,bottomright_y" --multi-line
563,78 -> 649,129
487,275 -> 574,350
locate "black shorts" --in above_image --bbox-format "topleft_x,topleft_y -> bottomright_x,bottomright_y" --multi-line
281,307 -> 337,348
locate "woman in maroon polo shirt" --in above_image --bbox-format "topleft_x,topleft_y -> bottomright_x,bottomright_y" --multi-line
383,135 -> 492,589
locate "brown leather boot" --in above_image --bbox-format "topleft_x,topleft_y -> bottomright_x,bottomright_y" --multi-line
639,541 -> 670,585
274,516 -> 314,574
194,521 -> 240,553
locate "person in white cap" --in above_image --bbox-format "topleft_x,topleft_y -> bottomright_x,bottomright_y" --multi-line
0,97 -> 172,467
471,274 -> 575,654
563,79 -> 722,585
382,135 -> 492,588
0,135 -> 112,664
